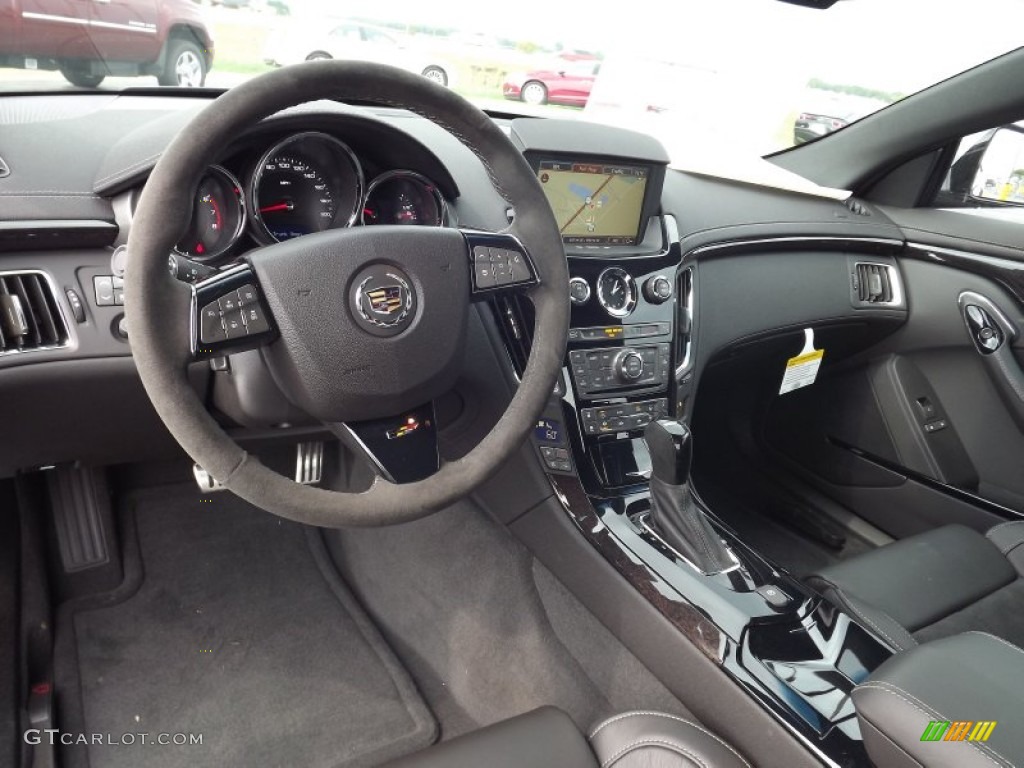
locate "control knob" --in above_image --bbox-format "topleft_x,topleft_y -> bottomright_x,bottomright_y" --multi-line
569,277 -> 591,306
644,275 -> 673,304
614,349 -> 645,381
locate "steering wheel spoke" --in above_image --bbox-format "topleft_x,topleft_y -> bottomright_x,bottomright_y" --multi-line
463,230 -> 540,300
191,263 -> 277,360
329,402 -> 440,484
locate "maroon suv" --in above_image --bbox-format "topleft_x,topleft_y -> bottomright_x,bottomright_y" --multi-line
0,0 -> 214,87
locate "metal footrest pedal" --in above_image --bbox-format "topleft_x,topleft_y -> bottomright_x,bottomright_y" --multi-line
193,463 -> 225,493
295,441 -> 324,485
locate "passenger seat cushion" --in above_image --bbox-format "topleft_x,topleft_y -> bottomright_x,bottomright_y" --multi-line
381,707 -> 597,768
852,632 -> 1024,768
808,524 -> 1015,633
589,711 -> 751,768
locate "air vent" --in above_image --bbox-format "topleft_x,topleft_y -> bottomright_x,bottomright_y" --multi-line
853,262 -> 901,306
844,198 -> 871,216
675,267 -> 694,372
0,155 -> 8,178
0,271 -> 69,355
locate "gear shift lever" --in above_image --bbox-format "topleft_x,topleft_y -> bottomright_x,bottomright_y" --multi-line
644,419 -> 733,574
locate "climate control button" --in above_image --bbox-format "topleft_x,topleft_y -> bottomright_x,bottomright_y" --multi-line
616,350 -> 645,380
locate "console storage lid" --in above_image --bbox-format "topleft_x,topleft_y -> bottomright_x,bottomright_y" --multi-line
852,632 -> 1024,768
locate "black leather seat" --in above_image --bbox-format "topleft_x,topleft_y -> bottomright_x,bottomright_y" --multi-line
382,707 -> 750,768
807,521 -> 1024,651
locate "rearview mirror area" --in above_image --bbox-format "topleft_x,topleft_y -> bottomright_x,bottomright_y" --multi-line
972,126 -> 1024,204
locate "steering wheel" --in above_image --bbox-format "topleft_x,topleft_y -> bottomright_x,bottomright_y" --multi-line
125,62 -> 569,527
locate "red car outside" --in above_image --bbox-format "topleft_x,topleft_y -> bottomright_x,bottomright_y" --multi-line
503,58 -> 600,107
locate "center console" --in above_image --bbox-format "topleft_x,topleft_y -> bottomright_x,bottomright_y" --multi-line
492,119 -> 894,767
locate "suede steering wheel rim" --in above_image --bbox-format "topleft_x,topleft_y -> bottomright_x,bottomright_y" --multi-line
125,61 -> 569,527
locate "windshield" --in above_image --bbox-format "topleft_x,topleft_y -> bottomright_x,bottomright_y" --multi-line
2,0 -> 1022,160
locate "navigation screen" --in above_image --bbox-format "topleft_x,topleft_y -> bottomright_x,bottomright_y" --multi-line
537,160 -> 649,245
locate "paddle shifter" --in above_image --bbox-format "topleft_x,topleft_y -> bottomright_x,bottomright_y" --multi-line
644,419 -> 734,574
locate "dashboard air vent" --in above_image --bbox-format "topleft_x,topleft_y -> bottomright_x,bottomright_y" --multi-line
844,198 -> 871,216
0,271 -> 69,355
675,267 -> 694,372
853,262 -> 901,306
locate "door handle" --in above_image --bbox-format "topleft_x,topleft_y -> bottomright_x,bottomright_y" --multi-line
958,291 -> 1024,428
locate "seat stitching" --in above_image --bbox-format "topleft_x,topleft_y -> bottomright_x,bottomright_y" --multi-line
857,713 -> 927,768
588,711 -> 751,767
811,577 -> 910,651
601,739 -> 707,768
965,630 -> 1024,656
856,682 -> 1012,768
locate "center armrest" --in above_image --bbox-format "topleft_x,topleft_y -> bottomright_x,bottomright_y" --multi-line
852,632 -> 1024,768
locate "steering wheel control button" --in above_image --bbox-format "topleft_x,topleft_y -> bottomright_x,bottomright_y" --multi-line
474,257 -> 496,289
222,310 -> 246,339
237,284 -> 259,306
200,303 -> 226,343
644,275 -> 673,304
580,398 -> 668,436
351,265 -> 416,337
93,275 -> 115,306
241,303 -> 270,334
569,277 -> 591,306
756,584 -> 794,612
218,294 -> 240,313
465,234 -> 538,294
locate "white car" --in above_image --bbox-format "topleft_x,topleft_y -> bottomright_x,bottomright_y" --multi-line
263,20 -> 452,86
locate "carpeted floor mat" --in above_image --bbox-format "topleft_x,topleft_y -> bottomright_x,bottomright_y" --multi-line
54,487 -> 437,768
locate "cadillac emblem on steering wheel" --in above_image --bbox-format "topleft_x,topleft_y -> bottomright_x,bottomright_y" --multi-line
352,266 -> 416,336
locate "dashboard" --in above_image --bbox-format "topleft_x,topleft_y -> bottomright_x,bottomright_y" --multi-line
169,128 -> 453,264
0,91 -> 910,479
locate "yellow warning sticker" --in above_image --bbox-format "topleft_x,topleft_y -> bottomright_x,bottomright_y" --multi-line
780,330 -> 824,395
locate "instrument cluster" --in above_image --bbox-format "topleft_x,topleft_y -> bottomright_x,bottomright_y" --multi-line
171,130 -> 449,262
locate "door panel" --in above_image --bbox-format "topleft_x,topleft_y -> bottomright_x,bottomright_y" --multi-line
18,0 -> 96,59
764,252 -> 1024,537
86,0 -> 159,62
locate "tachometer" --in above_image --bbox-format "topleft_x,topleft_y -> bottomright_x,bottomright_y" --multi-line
174,165 -> 245,260
252,132 -> 363,242
362,170 -> 446,227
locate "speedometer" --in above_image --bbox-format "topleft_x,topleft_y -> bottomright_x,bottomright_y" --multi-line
252,132 -> 363,242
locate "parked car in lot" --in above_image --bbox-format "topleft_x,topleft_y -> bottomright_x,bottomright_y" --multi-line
503,58 -> 600,106
263,20 -> 451,85
793,93 -> 889,144
0,0 -> 214,87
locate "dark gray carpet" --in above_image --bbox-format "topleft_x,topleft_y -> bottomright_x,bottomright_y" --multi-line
56,487 -> 436,768
325,499 -> 692,740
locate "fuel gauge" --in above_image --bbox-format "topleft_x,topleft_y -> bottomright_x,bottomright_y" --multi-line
362,170 -> 445,227
174,165 -> 245,261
